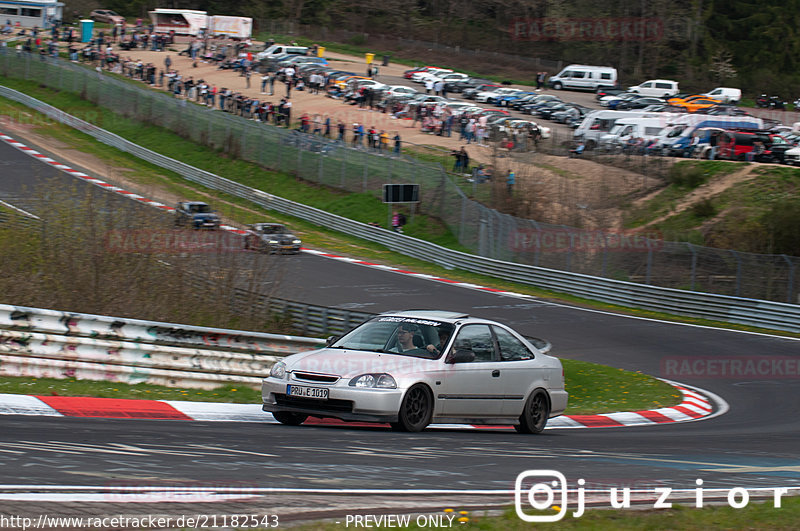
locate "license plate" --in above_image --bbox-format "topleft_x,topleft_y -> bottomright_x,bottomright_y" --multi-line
287,385 -> 329,399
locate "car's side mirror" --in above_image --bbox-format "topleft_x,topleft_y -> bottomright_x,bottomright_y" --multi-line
447,349 -> 475,364
325,335 -> 338,347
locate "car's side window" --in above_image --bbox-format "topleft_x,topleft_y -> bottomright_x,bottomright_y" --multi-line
453,325 -> 496,362
493,326 -> 534,361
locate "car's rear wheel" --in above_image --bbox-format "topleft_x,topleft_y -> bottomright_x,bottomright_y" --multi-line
391,384 -> 432,432
515,389 -> 550,434
272,411 -> 308,426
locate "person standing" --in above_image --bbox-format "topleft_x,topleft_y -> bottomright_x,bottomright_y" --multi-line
506,169 -> 516,195
393,132 -> 401,155
261,72 -> 268,94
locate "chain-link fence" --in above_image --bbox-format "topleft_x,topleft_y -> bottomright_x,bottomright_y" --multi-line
1,50 -> 798,304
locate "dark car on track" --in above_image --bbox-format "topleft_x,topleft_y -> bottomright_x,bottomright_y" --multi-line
174,201 -> 220,230
244,223 -> 302,254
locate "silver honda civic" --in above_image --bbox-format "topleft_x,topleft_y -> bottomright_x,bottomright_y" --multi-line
262,310 -> 568,432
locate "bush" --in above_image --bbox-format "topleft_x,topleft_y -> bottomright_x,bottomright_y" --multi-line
760,198 -> 800,255
691,199 -> 717,219
668,163 -> 708,189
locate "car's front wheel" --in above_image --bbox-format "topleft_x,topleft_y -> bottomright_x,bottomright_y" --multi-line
391,384 -> 432,432
515,389 -> 550,434
272,411 -> 308,426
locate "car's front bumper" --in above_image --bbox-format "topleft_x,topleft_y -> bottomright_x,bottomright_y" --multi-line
262,377 -> 405,422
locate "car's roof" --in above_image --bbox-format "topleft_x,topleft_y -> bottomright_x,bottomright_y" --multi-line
252,222 -> 285,228
378,310 -> 471,322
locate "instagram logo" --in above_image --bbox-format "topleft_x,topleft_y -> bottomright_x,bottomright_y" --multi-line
514,470 -> 568,522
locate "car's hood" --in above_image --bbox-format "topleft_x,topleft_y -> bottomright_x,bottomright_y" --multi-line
284,349 -> 439,378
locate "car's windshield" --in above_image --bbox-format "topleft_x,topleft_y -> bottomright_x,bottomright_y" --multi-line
190,204 -> 211,213
331,317 -> 455,359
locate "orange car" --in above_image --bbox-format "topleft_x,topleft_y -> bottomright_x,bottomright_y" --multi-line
675,97 -> 723,113
667,94 -> 709,105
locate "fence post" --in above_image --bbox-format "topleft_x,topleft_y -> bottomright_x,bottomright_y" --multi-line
362,151 -> 368,192
478,218 -> 488,257
732,250 -> 742,297
688,242 -> 697,291
782,255 -> 794,304
459,196 -> 467,244
646,241 -> 653,285
340,146 -> 346,188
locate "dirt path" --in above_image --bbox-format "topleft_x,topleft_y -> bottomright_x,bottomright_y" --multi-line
638,165 -> 758,229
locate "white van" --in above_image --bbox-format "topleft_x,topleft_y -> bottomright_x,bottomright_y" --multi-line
573,110 -> 662,149
628,79 -> 679,98
599,117 -> 669,149
702,87 -> 742,104
256,45 -> 309,61
549,65 -> 618,91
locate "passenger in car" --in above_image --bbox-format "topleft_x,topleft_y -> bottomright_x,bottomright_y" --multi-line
426,329 -> 451,356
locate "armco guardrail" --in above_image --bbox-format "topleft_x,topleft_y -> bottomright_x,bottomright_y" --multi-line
0,87 -> 799,332
0,305 -> 555,389
0,304 -> 326,389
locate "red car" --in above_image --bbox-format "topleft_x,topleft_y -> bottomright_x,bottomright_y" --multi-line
717,131 -> 788,162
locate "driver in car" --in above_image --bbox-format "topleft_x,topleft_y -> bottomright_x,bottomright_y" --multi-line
395,324 -> 429,355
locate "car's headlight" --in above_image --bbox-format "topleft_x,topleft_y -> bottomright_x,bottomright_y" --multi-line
270,361 -> 286,379
349,373 -> 397,389
269,240 -> 279,244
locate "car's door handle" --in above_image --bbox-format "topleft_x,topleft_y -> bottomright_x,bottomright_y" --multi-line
491,370 -> 500,377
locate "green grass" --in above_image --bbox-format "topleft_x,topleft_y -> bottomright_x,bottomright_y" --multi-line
0,376 -> 261,403
623,160 -> 744,231
292,498 -> 800,530
561,359 -> 678,414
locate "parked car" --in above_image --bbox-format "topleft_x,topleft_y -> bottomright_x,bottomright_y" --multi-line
595,87 -> 626,100
702,87 -> 742,104
262,310 -> 567,432
463,84 -> 502,100
244,223 -> 302,254
475,88 -> 522,104
628,79 -> 680,98
447,78 -> 494,93
382,85 -> 419,98
615,97 -> 666,110
174,201 -> 220,230
548,64 -> 618,91
90,9 -> 125,25
717,131 -> 790,163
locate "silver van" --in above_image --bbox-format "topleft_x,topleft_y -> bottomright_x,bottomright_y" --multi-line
549,65 -> 618,91
256,45 -> 309,61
